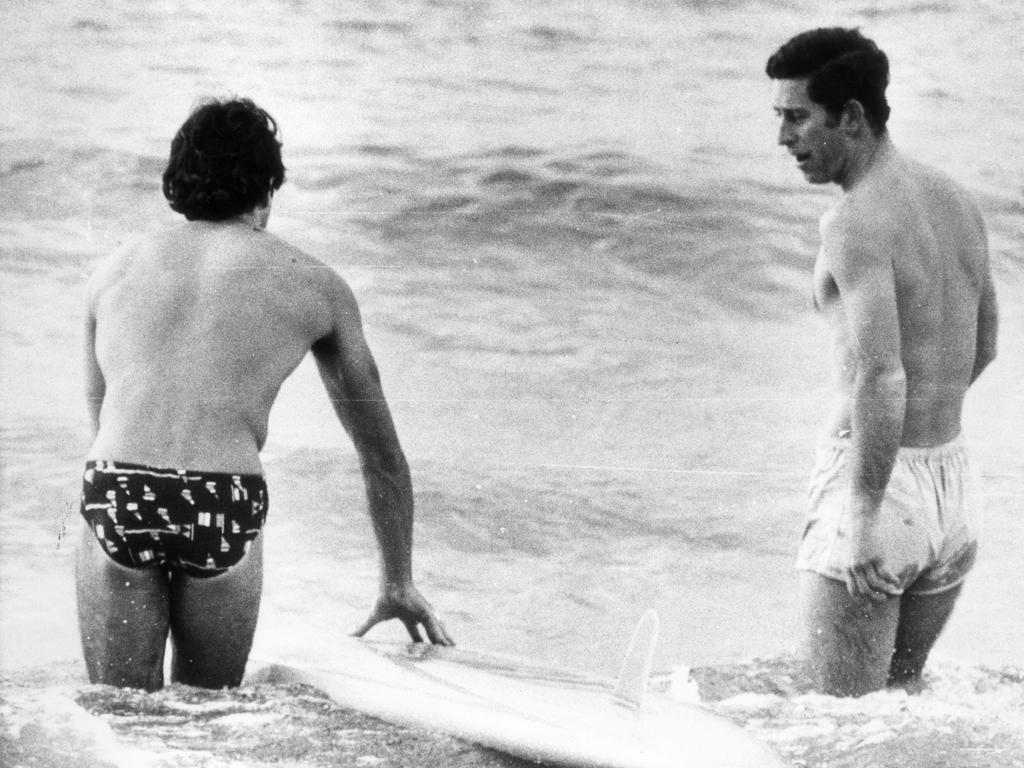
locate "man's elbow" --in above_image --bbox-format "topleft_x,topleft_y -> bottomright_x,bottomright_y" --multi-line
359,445 -> 410,479
972,343 -> 997,382
856,360 -> 907,392
981,345 -> 997,370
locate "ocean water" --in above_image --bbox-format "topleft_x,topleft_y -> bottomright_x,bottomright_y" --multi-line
1,0 -> 1022,765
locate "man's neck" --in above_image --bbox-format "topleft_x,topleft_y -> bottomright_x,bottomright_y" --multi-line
838,132 -> 892,192
190,209 -> 268,232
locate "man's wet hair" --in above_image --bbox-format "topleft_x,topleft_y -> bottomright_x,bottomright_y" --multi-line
766,28 -> 891,136
163,98 -> 286,221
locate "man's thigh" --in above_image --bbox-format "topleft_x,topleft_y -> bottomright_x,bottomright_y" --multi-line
889,584 -> 963,689
798,571 -> 901,696
75,519 -> 170,691
168,534 -> 264,688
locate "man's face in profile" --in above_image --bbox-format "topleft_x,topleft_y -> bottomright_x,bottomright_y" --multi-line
773,78 -> 844,186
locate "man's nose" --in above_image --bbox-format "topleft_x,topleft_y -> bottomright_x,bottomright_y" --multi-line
777,121 -> 794,146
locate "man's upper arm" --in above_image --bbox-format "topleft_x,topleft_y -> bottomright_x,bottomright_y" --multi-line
824,218 -> 903,375
312,275 -> 403,459
825,214 -> 907,508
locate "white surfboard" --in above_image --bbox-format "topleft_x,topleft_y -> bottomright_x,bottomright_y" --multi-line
249,610 -> 787,768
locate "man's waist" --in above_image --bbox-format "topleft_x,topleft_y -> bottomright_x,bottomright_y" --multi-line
818,429 -> 967,459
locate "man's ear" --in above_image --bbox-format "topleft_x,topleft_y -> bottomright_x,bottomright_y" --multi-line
839,99 -> 868,135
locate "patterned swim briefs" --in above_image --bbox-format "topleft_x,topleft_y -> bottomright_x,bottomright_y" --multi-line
80,459 -> 268,578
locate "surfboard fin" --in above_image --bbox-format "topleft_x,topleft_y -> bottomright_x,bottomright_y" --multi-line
611,609 -> 659,710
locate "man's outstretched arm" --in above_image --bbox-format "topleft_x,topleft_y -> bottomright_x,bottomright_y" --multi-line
312,274 -> 453,646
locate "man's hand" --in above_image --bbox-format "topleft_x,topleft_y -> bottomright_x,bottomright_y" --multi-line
842,510 -> 902,602
352,582 -> 454,646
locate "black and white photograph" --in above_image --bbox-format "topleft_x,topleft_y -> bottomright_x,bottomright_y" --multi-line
1,1 -> 1021,766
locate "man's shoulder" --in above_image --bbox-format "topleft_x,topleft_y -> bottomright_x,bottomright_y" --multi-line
817,196 -> 900,285
864,153 -> 984,239
84,233 -> 147,302
819,198 -> 876,249
89,225 -> 179,275
262,234 -> 352,292
881,151 -> 982,220
254,233 -> 361,319
259,230 -> 319,263
913,159 -> 985,231
905,154 -> 967,191
823,154 -> 919,249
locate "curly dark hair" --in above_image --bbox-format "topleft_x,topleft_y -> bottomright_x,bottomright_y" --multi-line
765,28 -> 890,136
162,98 -> 286,221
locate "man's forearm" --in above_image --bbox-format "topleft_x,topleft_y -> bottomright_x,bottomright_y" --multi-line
361,456 -> 415,586
848,368 -> 906,513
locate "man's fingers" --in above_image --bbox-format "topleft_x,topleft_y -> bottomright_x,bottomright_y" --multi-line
424,616 -> 454,647
351,611 -> 383,638
844,567 -> 863,598
848,570 -> 873,600
403,619 -> 424,643
351,592 -> 453,646
847,562 -> 901,601
350,622 -> 372,638
863,562 -> 901,594
868,575 -> 901,595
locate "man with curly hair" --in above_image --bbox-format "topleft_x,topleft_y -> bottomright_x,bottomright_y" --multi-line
76,98 -> 453,691
766,28 -> 998,696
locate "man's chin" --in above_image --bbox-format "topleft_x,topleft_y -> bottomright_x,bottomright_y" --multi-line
801,170 -> 831,185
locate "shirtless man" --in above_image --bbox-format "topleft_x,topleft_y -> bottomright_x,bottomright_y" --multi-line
76,98 -> 453,692
766,29 -> 998,696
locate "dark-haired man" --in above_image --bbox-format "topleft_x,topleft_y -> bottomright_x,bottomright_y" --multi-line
766,29 -> 998,696
76,98 -> 452,691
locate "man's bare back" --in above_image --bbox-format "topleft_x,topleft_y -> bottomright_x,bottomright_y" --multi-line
814,143 -> 995,448
87,221 -> 337,473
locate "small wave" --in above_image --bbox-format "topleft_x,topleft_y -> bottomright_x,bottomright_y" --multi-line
145,63 -> 206,76
358,143 -> 410,159
71,18 -> 112,33
569,182 -> 691,215
858,1 -> 958,19
471,145 -> 547,161
475,77 -> 561,95
921,87 -> 958,101
524,24 -> 589,47
59,84 -> 120,100
302,171 -> 353,191
329,18 -> 415,36
480,168 -> 538,186
411,193 -> 478,214
0,159 -> 47,178
534,178 -> 585,205
546,151 -> 639,178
